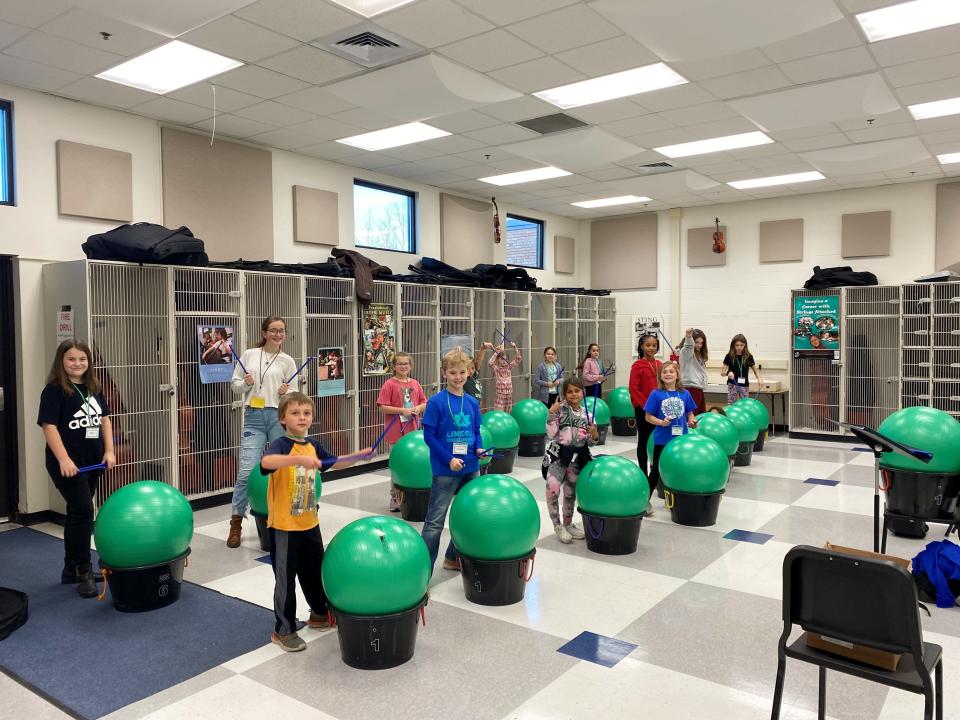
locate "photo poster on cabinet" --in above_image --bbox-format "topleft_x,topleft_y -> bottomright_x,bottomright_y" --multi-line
793,295 -> 839,353
362,303 -> 396,376
317,346 -> 346,398
632,315 -> 663,358
197,324 -> 236,383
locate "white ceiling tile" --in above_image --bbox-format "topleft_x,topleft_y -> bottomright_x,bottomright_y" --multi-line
5,30 -> 123,74
0,51 -> 78,90
259,45 -> 363,85
68,0 -> 259,37
297,141 -> 363,161
684,117 -> 761,140
613,168 -> 720,196
671,50 -> 771,83
437,29 -> 542,73
463,123 -> 538,145
428,109 -> 501,134
132,96 -> 213,124
581,166 -> 638,181
886,54 -> 960,90
169,82 -> 262,112
478,95 -> 557,123
210,64 -> 310,98
778,46 -> 876,85
634,83 -> 718,113
769,123 -> 842,140
567,99 -> 647,125
627,128 -> 697,148
452,0 -> 578,26
686,160 -> 753,176
740,152 -> 804,169
699,65 -> 792,100
416,134 -> 485,154
502,127 -> 645,172
350,153 -> 409,171
505,5 -> 621,55
287,115 -> 364,140
39,8 -> 167,56
834,109 -> 913,132
417,169 -> 468,186
0,21 -> 28,50
489,56 -> 585,94
761,19 -> 862,64
800,136 -> 930,175
58,75 -> 156,107
455,150 -> 538,172
247,127 -> 319,150
657,102 -> 743,128
377,0 -> 493,49
895,76 -> 960,106
844,121 -> 916,144
0,0 -> 70,29
413,154 -> 476,172
600,113 -> 674,137
272,86 -> 355,115
916,115 -> 960,134
552,34 -> 659,77
234,100 -> 316,126
781,133 -> 851,152
179,15 -> 299,63
326,107 -> 396,130
870,25 -> 960,68
919,127 -> 960,146
234,0 -> 359,43
193,114 -> 283,140
379,162 -> 433,179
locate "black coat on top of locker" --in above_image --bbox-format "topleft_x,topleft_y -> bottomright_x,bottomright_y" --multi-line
83,223 -> 208,266
471,263 -> 540,291
803,265 -> 878,289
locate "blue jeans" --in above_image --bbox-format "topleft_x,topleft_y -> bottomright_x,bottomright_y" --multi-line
421,472 -> 478,572
233,407 -> 284,516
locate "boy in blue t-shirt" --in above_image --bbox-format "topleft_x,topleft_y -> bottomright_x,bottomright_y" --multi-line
420,348 -> 485,574
644,361 -> 698,512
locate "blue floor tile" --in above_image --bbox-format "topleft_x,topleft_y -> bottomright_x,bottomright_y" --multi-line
723,529 -> 773,544
256,554 -> 272,565
557,631 -> 637,668
852,447 -> 872,452
804,478 -> 840,486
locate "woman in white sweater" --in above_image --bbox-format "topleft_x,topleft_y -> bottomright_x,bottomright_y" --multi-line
678,328 -> 709,416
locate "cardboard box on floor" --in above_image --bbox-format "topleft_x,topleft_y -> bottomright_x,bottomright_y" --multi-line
804,543 -> 911,673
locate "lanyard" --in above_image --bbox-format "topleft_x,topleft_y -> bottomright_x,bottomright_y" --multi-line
445,390 -> 464,422
258,349 -> 280,394
71,383 -> 91,420
735,355 -> 746,377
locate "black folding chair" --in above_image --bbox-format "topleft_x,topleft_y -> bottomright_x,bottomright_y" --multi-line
771,545 -> 943,720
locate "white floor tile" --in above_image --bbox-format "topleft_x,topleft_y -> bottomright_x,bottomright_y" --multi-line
791,483 -> 877,517
848,452 -> 882,468
877,630 -> 959,720
643,494 -> 788,534
690,539 -> 797,601
734,456 -> 844,481
322,471 -> 392,496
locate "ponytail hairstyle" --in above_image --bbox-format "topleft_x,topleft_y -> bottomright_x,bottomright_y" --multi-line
577,343 -> 600,371
678,329 -> 709,362
727,333 -> 751,363
256,316 -> 286,348
48,339 -> 101,396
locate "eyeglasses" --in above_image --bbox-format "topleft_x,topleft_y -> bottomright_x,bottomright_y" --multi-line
266,329 -> 286,335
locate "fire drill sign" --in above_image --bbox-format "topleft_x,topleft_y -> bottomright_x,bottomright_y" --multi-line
56,306 -> 75,343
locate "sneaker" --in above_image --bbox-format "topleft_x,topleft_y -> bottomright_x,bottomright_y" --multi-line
306,611 -> 330,630
554,524 -> 573,544
389,495 -> 400,512
271,632 -> 306,652
442,556 -> 461,571
564,523 -> 585,540
643,507 -> 655,518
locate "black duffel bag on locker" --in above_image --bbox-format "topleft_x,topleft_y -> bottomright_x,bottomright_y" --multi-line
82,222 -> 208,266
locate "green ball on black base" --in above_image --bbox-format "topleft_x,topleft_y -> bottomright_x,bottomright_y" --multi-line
450,474 -> 540,560
878,406 -> 960,473
577,455 -> 649,517
389,429 -> 432,490
511,399 -> 548,436
691,413 -> 739,457
659,434 -> 729,493
482,410 -> 521,448
607,387 -> 634,418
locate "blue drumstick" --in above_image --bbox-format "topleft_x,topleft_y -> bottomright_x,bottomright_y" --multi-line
228,345 -> 249,375
285,356 -> 314,385
76,463 -> 106,473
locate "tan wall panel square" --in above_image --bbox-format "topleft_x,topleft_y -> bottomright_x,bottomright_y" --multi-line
555,235 -> 575,274
936,181 -> 960,272
841,210 -> 890,259
293,185 -> 339,246
590,213 -> 657,289
688,225 -> 726,267
440,193 -> 494,267
161,128 -> 274,262
759,218 -> 803,263
56,140 -> 133,222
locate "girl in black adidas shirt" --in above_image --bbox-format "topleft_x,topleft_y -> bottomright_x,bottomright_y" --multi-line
38,340 -> 115,598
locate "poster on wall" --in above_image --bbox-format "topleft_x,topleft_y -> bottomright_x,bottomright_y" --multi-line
362,303 -> 396,376
56,306 -> 75,343
316,347 -> 346,397
793,296 -> 839,353
197,324 -> 236,384
632,315 -> 664,358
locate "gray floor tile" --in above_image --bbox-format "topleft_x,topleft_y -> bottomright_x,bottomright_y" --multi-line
184,531 -> 268,585
323,477 -> 395,514
0,522 -> 22,533
723,473 -> 816,505
100,667 -> 234,720
829,463 -> 879,488
755,443 -> 856,465
0,672 -> 73,719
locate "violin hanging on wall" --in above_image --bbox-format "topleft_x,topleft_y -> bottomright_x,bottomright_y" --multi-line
712,217 -> 726,254
492,197 -> 502,244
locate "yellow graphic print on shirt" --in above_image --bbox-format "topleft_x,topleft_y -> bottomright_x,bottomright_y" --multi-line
267,440 -> 320,532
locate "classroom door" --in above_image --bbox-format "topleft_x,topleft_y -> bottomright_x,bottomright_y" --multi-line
0,256 -> 18,519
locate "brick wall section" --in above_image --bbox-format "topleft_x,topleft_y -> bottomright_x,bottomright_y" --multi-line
507,224 -> 541,267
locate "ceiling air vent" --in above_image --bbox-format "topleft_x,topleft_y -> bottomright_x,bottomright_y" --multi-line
515,113 -> 589,135
313,23 -> 422,68
636,161 -> 676,175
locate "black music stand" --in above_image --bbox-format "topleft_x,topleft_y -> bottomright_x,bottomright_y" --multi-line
839,422 -> 933,552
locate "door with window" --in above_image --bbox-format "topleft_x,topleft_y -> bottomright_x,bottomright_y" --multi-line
0,256 -> 18,519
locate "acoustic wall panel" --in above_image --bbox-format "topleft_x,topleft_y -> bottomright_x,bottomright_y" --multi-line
555,235 -> 575,274
440,193 -> 494,267
759,218 -> 803,263
293,185 -> 338,246
56,140 -> 133,222
841,210 -> 890,259
687,225 -> 726,267
590,213 -> 657,289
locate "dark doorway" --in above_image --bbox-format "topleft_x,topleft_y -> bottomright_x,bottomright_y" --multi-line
0,256 -> 18,519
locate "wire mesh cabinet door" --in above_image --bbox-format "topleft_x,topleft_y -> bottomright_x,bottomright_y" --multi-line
440,286 -> 474,392
598,297 -> 617,391
577,296 -> 599,383
359,282 -> 401,460
555,295 -> 578,390
932,282 -> 960,419
902,283 -> 932,409
503,291 -> 531,405
473,289 -> 505,413
842,286 -> 900,432
243,271 -> 306,380
401,284 -> 440,397
305,277 -> 357,459
531,293 -> 555,396
88,262 -> 176,501
789,288 -> 843,435
173,268 -> 243,500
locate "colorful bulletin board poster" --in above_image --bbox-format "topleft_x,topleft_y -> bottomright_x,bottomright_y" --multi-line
362,303 -> 395,376
793,296 -> 840,351
197,324 -> 236,383
317,347 -> 346,397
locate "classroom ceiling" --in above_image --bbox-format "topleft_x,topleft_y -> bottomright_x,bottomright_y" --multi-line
2,0 -> 960,219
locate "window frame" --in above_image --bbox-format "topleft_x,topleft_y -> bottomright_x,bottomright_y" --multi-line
505,213 -> 545,270
352,178 -> 417,255
0,99 -> 14,207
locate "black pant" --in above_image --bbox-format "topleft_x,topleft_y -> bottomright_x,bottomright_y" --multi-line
635,407 -> 654,477
542,393 -> 558,408
51,471 -> 99,569
649,444 -> 665,495
269,525 -> 327,636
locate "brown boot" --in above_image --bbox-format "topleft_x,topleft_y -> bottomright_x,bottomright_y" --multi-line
227,514 -> 243,548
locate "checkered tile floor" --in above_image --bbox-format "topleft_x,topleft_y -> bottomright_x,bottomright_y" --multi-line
5,434 -> 960,720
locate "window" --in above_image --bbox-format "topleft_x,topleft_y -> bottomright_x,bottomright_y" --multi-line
506,214 -> 544,269
0,100 -> 13,206
353,179 -> 416,253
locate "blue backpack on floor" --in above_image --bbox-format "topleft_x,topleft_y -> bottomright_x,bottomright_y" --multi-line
912,540 -> 960,609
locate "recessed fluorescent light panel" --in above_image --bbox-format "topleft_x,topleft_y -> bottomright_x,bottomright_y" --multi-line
655,131 -> 774,159
96,41 -> 242,94
337,122 -> 450,151
728,171 -> 825,190
908,96 -> 960,120
938,152 -> 960,164
856,0 -> 960,42
534,63 -> 687,110
328,0 -> 418,17
571,195 -> 652,208
478,166 -> 571,186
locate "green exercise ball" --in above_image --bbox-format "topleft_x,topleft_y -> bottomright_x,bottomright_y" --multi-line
584,396 -> 612,425
607,387 -> 634,418
647,431 -> 655,461
659,435 -> 729,493
724,404 -> 760,442
734,397 -> 769,434
248,463 -> 321,516
94,481 -> 193,568
389,430 -> 432,490
482,410 -> 521,448
576,455 -> 650,517
511,398 -> 548,436
322,516 -> 430,615
878,407 -> 960,473
479,425 -> 493,468
449,474 -> 540,560
691,413 -> 739,457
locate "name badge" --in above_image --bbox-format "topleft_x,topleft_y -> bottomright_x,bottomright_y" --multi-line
85,427 -> 100,439
671,425 -> 683,436
452,443 -> 468,455
249,395 -> 266,409
737,377 -> 746,385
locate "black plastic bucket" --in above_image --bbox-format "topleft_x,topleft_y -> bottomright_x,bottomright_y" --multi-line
488,446 -> 518,474
329,596 -> 427,670
753,430 -> 767,452
578,509 -> 642,555
610,416 -> 637,437
595,424 -> 609,446
100,549 -> 190,612
881,468 -> 960,520
458,549 -> 535,606
251,511 -> 271,552
396,487 -> 431,522
663,488 -> 723,527
518,434 -> 546,457
734,441 -> 754,466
